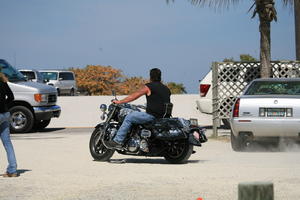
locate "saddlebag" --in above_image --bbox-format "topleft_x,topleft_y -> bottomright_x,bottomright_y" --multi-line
152,118 -> 188,140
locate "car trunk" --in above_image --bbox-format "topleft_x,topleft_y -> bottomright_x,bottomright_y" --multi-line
238,96 -> 300,137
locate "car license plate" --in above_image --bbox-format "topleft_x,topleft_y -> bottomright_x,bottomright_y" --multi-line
267,108 -> 285,117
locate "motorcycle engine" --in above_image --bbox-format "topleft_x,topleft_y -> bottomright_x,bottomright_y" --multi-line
127,129 -> 151,153
127,138 -> 140,152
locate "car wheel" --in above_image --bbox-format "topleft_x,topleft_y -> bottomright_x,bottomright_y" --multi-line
9,106 -> 34,133
230,131 -> 245,152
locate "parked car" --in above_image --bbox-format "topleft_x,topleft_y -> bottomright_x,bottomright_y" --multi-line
39,70 -> 77,96
196,66 -> 252,128
230,78 -> 300,151
19,69 -> 45,83
0,59 -> 61,133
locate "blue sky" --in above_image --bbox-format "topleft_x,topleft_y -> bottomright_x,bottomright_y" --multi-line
0,0 -> 294,93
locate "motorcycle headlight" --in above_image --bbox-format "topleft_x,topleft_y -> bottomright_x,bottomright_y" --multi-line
100,104 -> 107,112
108,104 -> 114,111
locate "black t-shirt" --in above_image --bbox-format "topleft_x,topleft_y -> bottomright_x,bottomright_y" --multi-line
0,82 -> 14,113
145,81 -> 171,118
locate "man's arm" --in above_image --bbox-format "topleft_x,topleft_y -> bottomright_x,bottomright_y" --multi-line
113,86 -> 150,104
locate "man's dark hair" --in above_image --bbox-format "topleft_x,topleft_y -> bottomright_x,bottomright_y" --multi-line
150,68 -> 161,82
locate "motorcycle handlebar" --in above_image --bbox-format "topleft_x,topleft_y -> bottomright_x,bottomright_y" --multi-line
110,102 -> 146,110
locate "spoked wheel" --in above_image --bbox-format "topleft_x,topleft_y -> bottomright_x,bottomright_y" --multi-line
164,140 -> 193,164
89,127 -> 115,161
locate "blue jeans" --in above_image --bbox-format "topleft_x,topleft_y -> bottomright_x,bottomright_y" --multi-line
0,112 -> 17,174
113,111 -> 155,144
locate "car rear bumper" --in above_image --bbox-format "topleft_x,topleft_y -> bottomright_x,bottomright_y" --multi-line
196,100 -> 212,114
231,118 -> 300,138
33,105 -> 61,120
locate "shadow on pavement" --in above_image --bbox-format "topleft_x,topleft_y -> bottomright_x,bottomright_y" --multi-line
11,128 -> 66,135
108,158 -> 207,165
17,169 -> 31,175
33,128 -> 66,133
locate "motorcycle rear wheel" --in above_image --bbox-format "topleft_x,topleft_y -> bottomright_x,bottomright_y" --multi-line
164,140 -> 193,164
89,127 -> 115,161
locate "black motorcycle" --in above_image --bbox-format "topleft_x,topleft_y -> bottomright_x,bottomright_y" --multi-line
89,99 -> 207,164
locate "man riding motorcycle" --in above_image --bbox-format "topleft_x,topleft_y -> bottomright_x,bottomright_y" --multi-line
106,68 -> 171,149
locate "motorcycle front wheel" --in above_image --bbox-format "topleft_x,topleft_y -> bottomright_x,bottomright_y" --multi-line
163,140 -> 193,164
89,127 -> 115,161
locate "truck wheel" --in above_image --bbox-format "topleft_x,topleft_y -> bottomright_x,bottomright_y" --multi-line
57,88 -> 61,96
9,106 -> 34,133
34,119 -> 51,130
70,88 -> 75,96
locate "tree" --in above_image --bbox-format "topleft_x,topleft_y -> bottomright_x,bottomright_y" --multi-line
294,0 -> 300,60
223,57 -> 235,62
194,0 -> 278,78
166,82 -> 187,94
169,0 -> 296,78
119,77 -> 147,95
71,65 -> 124,95
71,65 -> 187,95
239,54 -> 257,61
223,54 -> 257,62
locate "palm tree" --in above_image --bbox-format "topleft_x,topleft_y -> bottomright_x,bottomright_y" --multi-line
168,0 -> 295,77
294,0 -> 300,60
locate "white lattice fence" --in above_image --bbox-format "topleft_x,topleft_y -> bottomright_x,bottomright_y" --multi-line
212,61 -> 300,136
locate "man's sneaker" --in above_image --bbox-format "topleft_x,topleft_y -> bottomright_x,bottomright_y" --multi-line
106,140 -> 123,149
2,172 -> 19,178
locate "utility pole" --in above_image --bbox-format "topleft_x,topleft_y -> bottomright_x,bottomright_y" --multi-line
295,0 -> 300,60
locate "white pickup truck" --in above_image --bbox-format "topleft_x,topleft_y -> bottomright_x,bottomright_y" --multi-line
0,59 -> 61,133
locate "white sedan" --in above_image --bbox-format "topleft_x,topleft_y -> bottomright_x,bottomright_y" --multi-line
230,78 -> 300,151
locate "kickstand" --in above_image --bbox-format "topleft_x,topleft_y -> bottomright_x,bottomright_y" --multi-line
109,159 -> 126,164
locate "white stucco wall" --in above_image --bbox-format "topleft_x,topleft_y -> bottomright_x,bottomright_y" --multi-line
48,94 -> 212,128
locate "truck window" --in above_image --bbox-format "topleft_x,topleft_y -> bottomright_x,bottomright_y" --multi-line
41,72 -> 58,80
0,60 -> 26,82
20,71 -> 35,80
59,72 -> 74,80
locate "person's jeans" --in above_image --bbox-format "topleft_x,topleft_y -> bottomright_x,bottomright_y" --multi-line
113,111 -> 155,144
0,112 -> 17,174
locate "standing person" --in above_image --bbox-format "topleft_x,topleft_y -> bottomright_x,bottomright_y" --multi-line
0,71 -> 18,177
107,68 -> 171,148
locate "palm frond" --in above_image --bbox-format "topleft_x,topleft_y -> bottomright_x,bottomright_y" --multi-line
189,0 -> 241,9
283,0 -> 294,7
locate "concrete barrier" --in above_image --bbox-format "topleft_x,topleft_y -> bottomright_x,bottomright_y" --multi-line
48,94 -> 212,128
238,182 -> 274,200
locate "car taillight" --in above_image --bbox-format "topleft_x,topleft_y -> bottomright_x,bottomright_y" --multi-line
200,84 -> 211,97
233,98 -> 240,118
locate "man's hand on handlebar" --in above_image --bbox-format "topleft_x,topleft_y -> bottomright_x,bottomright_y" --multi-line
112,100 -> 122,104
